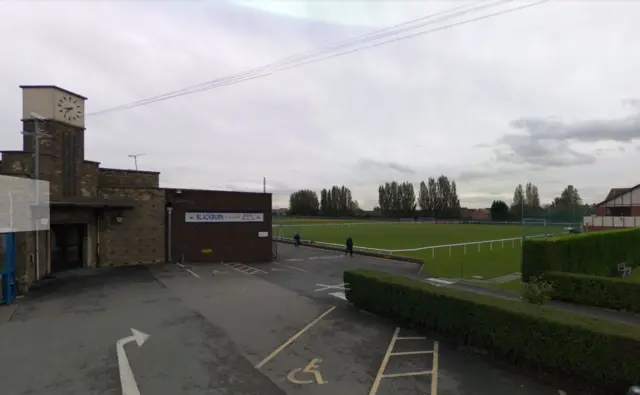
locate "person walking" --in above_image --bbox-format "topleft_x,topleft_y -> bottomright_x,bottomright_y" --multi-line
293,232 -> 301,247
345,236 -> 354,257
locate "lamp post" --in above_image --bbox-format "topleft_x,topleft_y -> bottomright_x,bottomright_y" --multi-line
21,112 -> 47,281
166,204 -> 173,263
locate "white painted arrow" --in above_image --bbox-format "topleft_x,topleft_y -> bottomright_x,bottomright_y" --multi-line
116,328 -> 150,395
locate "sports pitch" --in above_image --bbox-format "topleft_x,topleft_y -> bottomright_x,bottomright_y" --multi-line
274,219 -> 565,280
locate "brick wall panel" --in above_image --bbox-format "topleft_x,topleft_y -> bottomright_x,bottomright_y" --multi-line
98,187 -> 165,266
99,169 -> 159,188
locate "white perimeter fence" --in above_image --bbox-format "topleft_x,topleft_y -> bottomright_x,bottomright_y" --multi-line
273,220 -> 577,229
274,232 -> 562,258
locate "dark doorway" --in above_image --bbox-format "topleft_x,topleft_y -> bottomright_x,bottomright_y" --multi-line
51,224 -> 85,273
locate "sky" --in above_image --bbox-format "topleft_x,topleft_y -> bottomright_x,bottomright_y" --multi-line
1,0 -> 639,210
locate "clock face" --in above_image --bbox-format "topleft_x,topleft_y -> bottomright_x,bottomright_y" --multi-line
57,95 -> 83,123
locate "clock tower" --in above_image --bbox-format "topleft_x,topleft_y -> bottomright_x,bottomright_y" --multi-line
20,85 -> 88,198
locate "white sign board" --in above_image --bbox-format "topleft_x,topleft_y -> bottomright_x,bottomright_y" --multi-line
185,212 -> 264,223
258,231 -> 269,238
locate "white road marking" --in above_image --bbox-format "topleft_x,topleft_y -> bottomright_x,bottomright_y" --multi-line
368,327 -> 440,395
314,283 -> 349,292
389,350 -> 433,356
116,329 -> 150,395
223,262 -> 268,275
176,263 -> 200,278
255,306 -> 336,369
329,291 -> 347,300
274,262 -> 308,272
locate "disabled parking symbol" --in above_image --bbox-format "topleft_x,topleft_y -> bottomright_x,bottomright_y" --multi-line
287,358 -> 327,385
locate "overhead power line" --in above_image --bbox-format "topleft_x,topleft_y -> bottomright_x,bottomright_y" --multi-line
88,0 -> 502,116
88,0 -> 549,117
89,0 -> 504,116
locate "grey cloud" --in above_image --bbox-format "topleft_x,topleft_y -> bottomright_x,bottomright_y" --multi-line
495,134 -> 596,167
356,159 -> 416,175
509,114 -> 640,143
491,102 -> 640,167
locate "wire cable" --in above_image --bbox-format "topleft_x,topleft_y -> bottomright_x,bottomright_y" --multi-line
88,0 -> 507,116
88,0 -> 549,117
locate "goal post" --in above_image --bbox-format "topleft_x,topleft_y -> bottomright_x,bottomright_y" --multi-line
523,218 -> 546,226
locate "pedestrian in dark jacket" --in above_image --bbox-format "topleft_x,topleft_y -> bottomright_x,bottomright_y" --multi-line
293,232 -> 301,247
345,236 -> 353,257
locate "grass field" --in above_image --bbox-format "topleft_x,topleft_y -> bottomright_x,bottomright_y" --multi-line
274,219 -> 565,280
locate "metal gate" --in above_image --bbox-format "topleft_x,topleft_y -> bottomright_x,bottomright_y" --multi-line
1,231 -> 17,305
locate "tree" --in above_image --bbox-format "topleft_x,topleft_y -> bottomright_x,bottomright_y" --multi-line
512,184 -> 524,208
319,189 -> 328,216
490,200 -> 509,221
430,175 -> 460,218
560,185 -> 582,206
417,181 -> 430,215
524,182 -> 541,208
449,181 -> 461,214
377,181 -> 416,217
321,185 -> 356,216
427,177 -> 438,216
399,181 -> 417,217
289,190 -> 320,216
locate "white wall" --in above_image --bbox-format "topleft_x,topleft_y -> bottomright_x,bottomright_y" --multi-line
583,216 -> 640,227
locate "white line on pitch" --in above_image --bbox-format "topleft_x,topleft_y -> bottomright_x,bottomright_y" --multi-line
396,336 -> 428,340
274,262 -> 308,272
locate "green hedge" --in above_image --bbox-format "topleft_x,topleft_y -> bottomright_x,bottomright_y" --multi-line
522,228 -> 640,281
344,269 -> 640,393
545,271 -> 640,313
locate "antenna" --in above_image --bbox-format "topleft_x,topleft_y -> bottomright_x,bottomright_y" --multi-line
128,153 -> 145,170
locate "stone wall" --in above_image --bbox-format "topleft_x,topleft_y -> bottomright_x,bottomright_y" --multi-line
79,161 -> 100,198
99,169 -> 159,188
98,186 -> 165,266
0,151 -> 32,178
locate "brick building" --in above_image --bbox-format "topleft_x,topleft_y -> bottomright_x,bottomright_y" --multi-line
0,85 -> 272,292
583,185 -> 640,231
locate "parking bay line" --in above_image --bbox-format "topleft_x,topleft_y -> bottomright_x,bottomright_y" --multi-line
254,306 -> 336,369
176,263 -> 200,278
274,262 -> 308,272
369,327 -> 440,395
368,327 -> 400,395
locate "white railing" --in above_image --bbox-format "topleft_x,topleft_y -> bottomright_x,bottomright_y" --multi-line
274,232 -> 561,257
273,220 -> 576,229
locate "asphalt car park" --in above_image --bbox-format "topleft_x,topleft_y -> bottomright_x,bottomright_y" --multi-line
0,243 -> 566,395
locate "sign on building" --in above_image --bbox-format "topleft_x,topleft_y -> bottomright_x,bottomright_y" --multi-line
185,212 -> 264,223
